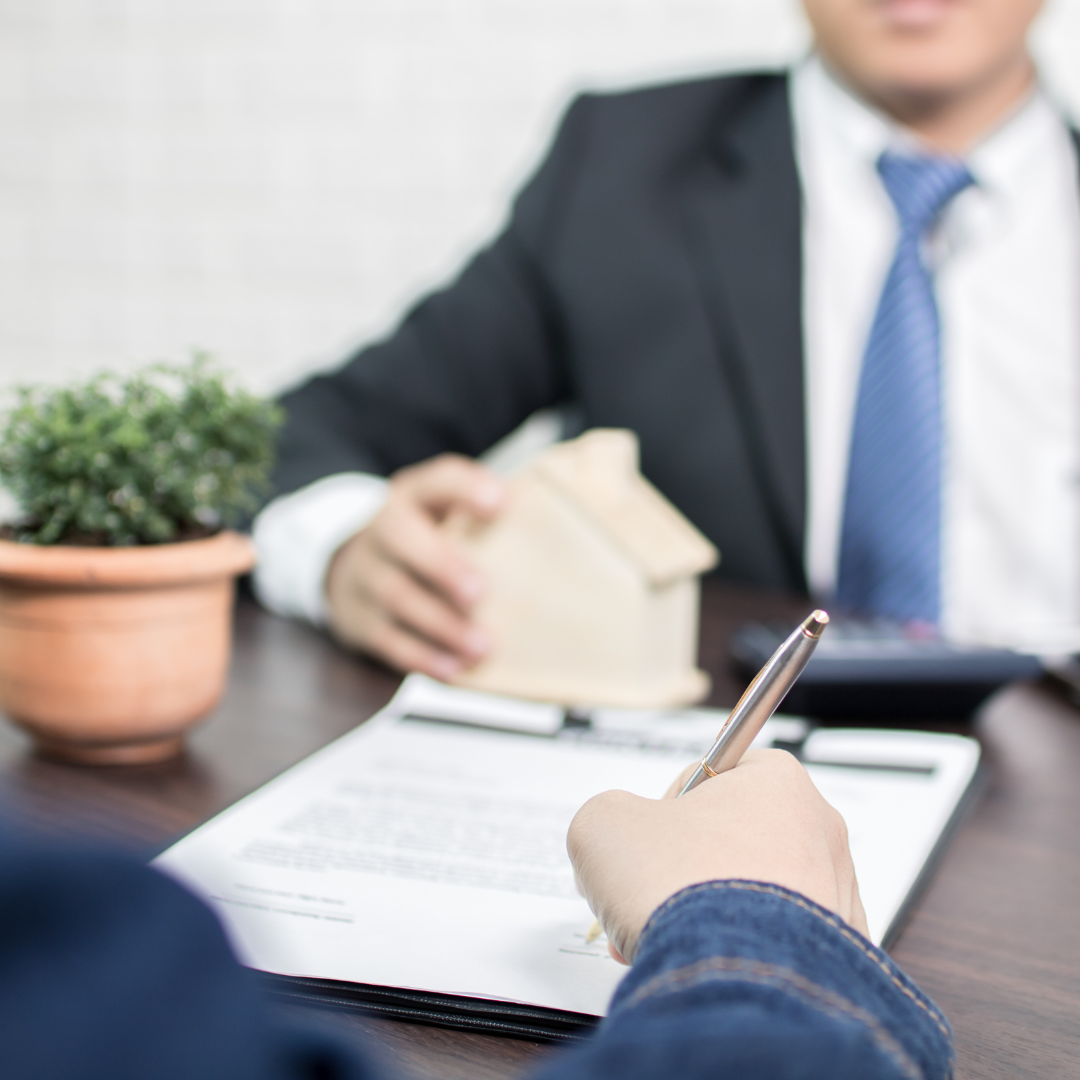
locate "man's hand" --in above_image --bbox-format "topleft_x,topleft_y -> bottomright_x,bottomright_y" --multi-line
325,454 -> 506,678
568,749 -> 868,964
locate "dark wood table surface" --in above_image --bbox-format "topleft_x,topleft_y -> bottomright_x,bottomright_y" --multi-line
1,582 -> 1079,1079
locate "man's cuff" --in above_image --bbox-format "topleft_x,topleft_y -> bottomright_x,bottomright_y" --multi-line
251,473 -> 389,625
611,881 -> 952,1080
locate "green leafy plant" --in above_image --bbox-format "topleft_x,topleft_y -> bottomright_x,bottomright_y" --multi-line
0,356 -> 283,546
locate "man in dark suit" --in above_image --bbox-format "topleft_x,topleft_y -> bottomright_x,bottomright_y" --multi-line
253,0 -> 1077,676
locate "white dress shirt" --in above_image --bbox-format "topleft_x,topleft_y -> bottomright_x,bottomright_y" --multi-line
795,57 -> 1080,649
254,56 -> 1080,650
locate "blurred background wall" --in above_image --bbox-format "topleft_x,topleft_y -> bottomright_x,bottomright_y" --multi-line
1,0 -> 1079,397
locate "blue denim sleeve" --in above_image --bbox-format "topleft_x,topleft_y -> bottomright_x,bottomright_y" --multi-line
0,825 -> 377,1080
529,881 -> 953,1080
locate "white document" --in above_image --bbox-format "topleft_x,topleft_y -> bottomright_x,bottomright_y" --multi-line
155,677 -> 980,1018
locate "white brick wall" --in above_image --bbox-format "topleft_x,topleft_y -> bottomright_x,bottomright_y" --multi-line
0,0 -> 1078,396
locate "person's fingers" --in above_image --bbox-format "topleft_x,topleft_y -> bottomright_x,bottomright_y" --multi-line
399,454 -> 506,521
567,749 -> 868,963
566,788 -> 644,959
368,561 -> 490,661
663,762 -> 700,799
324,453 -> 506,674
327,532 -> 487,673
365,616 -> 466,681
371,497 -> 486,611
847,874 -> 870,939
608,942 -> 629,965
828,807 -> 870,938
324,447 -> 505,665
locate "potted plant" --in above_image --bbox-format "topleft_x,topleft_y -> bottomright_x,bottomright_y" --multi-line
0,357 -> 281,765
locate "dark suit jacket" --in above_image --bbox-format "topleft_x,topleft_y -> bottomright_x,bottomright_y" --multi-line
274,73 -> 1080,594
274,72 -> 807,593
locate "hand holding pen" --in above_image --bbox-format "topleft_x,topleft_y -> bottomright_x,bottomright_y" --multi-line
580,611 -> 847,951
569,741 -> 868,963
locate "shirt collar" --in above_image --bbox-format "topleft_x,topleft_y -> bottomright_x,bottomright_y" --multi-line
793,54 -> 895,169
794,51 -> 1066,205
965,90 -> 1067,202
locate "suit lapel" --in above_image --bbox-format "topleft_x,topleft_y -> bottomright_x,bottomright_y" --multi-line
681,74 -> 806,591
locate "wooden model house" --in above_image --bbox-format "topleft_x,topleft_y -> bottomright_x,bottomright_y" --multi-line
445,429 -> 719,707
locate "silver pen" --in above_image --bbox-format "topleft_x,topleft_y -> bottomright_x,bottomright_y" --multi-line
584,608 -> 829,944
677,608 -> 829,796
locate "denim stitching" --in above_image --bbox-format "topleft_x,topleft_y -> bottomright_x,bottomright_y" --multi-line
638,881 -> 951,1042
619,955 -> 923,1080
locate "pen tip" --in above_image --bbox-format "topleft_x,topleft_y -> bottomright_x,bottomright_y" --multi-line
802,610 -> 830,639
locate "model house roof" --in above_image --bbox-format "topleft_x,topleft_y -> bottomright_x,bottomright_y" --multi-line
533,429 -> 718,587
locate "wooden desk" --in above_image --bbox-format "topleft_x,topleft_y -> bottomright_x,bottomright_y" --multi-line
1,584 -> 1078,1080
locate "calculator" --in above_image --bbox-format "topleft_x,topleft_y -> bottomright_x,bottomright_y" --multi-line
729,617 -> 1044,720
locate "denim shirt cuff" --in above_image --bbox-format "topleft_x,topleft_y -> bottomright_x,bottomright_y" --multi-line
608,881 -> 953,1080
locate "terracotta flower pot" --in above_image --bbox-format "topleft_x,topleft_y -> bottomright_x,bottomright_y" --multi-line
0,531 -> 255,765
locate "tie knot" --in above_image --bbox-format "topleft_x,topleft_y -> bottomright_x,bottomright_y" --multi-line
877,150 -> 974,235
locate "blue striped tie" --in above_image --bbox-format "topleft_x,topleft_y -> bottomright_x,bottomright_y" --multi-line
836,151 -> 974,625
